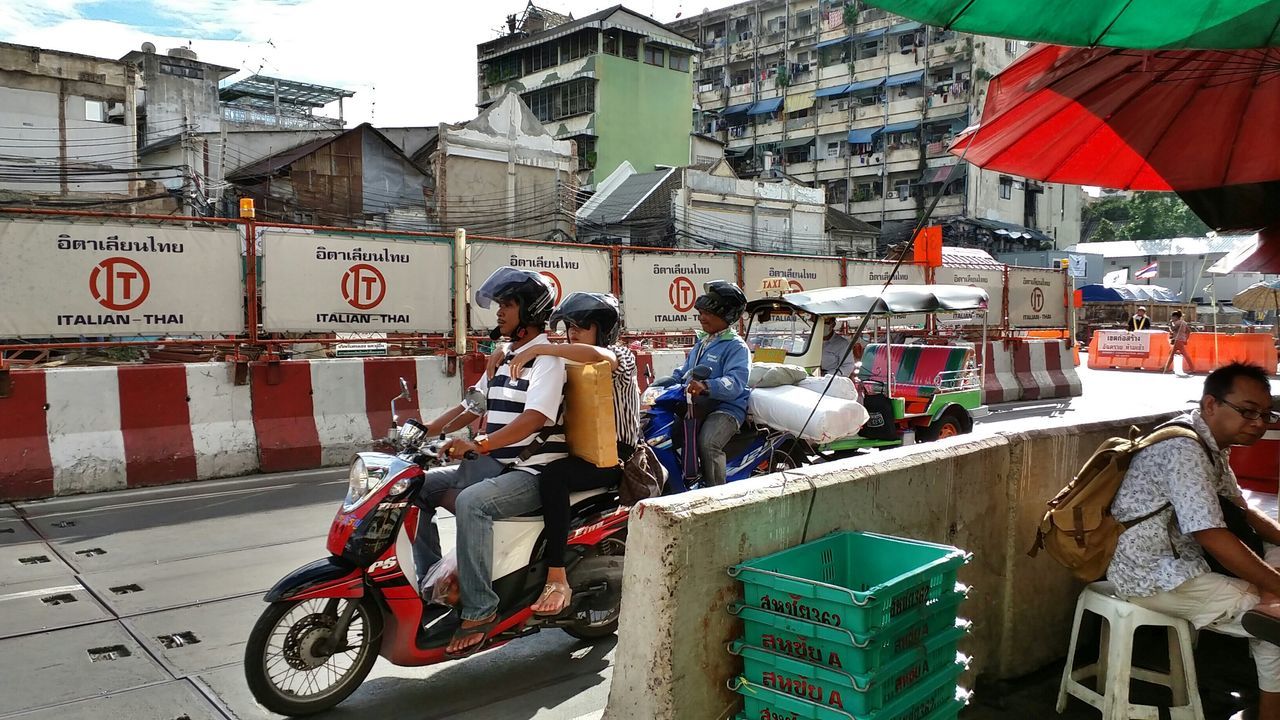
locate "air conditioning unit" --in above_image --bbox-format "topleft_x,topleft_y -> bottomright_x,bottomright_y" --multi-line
886,191 -> 898,199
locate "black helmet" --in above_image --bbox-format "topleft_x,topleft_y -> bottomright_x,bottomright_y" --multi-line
694,280 -> 747,323
474,266 -> 555,338
550,292 -> 622,346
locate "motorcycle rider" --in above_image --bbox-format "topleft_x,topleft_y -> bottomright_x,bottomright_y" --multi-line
653,280 -> 751,486
505,292 -> 642,617
412,266 -> 568,656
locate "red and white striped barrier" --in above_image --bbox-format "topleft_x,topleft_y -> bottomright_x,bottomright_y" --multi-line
1013,339 -> 1083,401
0,363 -> 256,500
253,357 -> 459,473
981,341 -> 1021,405
0,357 -> 461,500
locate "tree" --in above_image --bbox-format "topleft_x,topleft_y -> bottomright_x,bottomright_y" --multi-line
1080,192 -> 1210,242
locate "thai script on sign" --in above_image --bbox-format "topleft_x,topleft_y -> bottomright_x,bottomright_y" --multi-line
509,255 -> 580,270
57,233 -> 183,253
652,263 -> 712,275
315,246 -> 410,263
951,273 -> 996,284
767,268 -> 817,280
1021,275 -> 1052,287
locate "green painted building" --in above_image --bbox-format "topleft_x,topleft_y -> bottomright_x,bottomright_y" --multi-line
476,4 -> 696,186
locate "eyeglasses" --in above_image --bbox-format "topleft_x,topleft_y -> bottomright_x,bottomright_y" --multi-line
1215,396 -> 1280,424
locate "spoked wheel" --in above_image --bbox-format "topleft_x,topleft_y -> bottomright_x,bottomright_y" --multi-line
244,596 -> 383,716
563,533 -> 626,640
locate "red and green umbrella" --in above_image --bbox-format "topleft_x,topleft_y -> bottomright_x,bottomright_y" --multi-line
862,0 -> 1280,49
949,43 -> 1280,192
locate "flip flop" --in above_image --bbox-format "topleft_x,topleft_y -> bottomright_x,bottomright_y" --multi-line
1242,604 -> 1280,648
532,582 -> 573,618
444,615 -> 499,658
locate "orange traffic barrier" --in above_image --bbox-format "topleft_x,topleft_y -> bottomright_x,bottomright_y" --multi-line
1087,330 -> 1171,372
1184,333 -> 1277,375
1026,329 -> 1070,340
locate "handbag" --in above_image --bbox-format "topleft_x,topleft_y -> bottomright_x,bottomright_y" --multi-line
1204,495 -> 1267,577
619,443 -> 665,506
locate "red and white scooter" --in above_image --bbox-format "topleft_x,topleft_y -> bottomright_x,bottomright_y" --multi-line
243,380 -> 628,717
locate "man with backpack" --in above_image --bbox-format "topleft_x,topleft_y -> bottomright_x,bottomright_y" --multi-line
1110,363 -> 1280,714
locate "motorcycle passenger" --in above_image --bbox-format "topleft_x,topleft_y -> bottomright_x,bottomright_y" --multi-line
411,266 -> 568,656
653,280 -> 751,486
505,292 -> 642,617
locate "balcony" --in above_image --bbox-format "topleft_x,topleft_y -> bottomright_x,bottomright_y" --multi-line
729,83 -> 754,101
850,197 -> 887,216
816,156 -> 847,174
885,146 -> 921,164
926,89 -> 971,113
817,110 -> 849,132
699,86 -> 728,107
786,116 -> 816,132
784,160 -> 817,177
929,41 -> 971,62
886,97 -> 926,118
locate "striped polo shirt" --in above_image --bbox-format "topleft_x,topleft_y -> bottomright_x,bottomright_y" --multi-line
473,334 -> 567,472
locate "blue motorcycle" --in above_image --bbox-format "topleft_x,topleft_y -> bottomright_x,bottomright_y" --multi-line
641,366 -> 799,493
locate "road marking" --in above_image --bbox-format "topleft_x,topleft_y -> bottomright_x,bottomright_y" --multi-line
0,584 -> 81,602
25,479 -> 346,519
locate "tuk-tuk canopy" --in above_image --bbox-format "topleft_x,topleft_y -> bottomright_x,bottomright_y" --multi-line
748,284 -> 990,317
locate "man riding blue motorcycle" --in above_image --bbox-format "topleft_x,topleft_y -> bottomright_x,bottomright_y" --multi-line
650,280 -> 752,487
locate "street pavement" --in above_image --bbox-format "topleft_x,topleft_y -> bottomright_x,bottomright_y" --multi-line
1,361 -> 1275,720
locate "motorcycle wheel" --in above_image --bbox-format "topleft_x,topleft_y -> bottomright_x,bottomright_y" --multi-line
563,534 -> 625,641
244,595 -> 383,717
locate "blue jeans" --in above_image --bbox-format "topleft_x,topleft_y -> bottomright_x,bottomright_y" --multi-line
454,468 -> 543,620
409,455 -> 543,621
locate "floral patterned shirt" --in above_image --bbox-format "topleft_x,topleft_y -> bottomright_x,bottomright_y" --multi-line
1107,411 -> 1241,597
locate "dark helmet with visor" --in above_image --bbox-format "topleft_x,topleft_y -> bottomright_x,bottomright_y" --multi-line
474,266 -> 556,339
549,292 -> 622,346
694,280 -> 747,323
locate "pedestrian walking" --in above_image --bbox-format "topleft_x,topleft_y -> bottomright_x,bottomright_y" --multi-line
1166,310 -> 1194,375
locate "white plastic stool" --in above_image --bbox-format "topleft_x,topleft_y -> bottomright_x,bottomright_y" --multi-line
1057,581 -> 1205,720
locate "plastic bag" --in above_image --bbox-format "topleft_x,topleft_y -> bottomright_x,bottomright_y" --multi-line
422,550 -> 460,606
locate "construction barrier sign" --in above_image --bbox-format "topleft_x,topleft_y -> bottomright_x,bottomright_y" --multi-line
0,219 -> 243,338
1007,267 -> 1068,328
741,254 -> 841,300
845,260 -> 926,286
935,266 -> 1006,325
261,230 -> 453,333
1096,330 -> 1152,356
468,241 -> 611,330
620,252 -> 737,331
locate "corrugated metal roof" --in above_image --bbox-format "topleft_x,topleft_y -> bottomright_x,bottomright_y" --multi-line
942,246 -> 1004,269
581,168 -> 675,223
1065,235 -> 1257,258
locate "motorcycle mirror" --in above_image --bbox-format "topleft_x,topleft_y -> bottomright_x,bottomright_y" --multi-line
462,387 -> 487,415
398,377 -> 412,401
690,365 -> 713,381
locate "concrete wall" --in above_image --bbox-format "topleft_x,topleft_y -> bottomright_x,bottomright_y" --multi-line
605,406 -> 1180,719
135,53 -> 223,147
0,42 -> 137,198
596,53 -> 693,182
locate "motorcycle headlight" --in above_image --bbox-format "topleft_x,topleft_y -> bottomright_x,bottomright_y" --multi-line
343,456 -> 389,512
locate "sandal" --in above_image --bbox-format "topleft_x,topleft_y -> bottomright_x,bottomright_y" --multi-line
1242,602 -> 1280,648
532,581 -> 573,618
444,615 -> 499,658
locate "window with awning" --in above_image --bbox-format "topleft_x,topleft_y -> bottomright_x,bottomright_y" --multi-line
922,164 -> 966,185
847,126 -> 880,144
874,119 -> 921,136
845,77 -> 884,93
748,97 -> 783,115
886,70 -> 924,87
784,94 -> 814,114
722,102 -> 753,115
815,83 -> 852,98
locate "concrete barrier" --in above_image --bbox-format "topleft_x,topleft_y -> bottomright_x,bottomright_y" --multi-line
0,356 -> 462,501
604,407 -> 1179,719
1013,339 -> 1083,401
981,341 -> 1020,404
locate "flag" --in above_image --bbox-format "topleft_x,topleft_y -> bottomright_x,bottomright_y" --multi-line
1134,262 -> 1158,280
1103,269 -> 1127,287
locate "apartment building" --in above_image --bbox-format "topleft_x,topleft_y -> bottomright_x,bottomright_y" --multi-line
476,4 -> 696,187
670,1 -> 1083,252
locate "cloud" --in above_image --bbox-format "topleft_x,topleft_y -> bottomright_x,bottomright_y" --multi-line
1,0 -> 733,127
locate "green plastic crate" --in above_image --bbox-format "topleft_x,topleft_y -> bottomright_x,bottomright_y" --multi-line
730,656 -> 967,720
729,532 -> 970,635
730,590 -> 969,675
729,624 -> 967,716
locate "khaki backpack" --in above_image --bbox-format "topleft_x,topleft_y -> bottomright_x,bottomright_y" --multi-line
1028,423 -> 1208,582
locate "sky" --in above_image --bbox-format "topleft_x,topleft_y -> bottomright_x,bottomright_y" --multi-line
0,0 -> 741,128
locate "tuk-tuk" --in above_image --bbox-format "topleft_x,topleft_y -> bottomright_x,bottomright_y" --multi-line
744,283 -> 988,454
